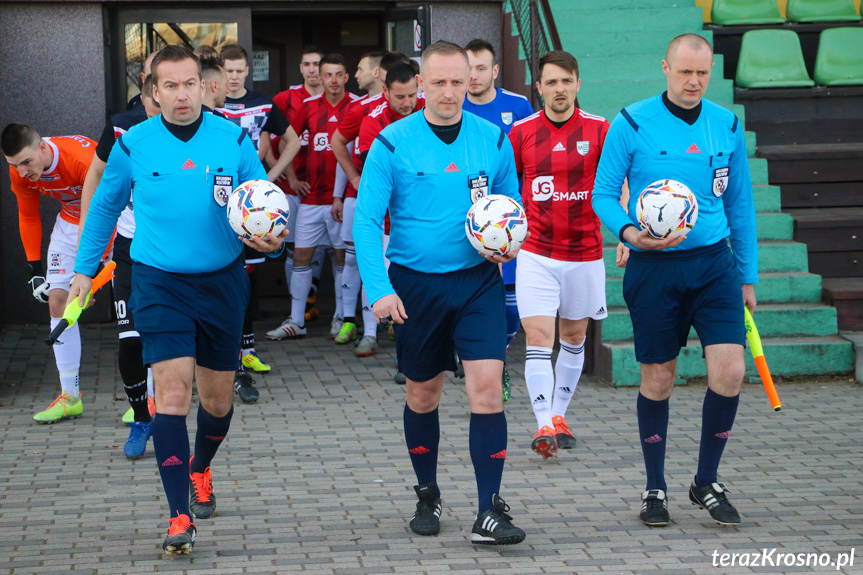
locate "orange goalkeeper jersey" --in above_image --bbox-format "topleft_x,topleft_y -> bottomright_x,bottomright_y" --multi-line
9,135 -> 95,260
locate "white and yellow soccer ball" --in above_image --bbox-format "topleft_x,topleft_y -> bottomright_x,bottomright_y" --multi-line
226,179 -> 291,239
465,194 -> 528,256
636,179 -> 698,239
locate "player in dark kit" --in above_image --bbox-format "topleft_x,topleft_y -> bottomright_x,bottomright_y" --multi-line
78,74 -> 161,459
509,51 -> 609,460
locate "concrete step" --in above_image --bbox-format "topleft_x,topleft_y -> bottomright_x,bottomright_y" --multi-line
549,0 -> 696,11
598,335 -> 854,386
552,7 -> 704,33
602,302 -> 839,342
602,241 -> 810,278
588,102 -> 746,129
558,29 -> 713,58
577,54 -> 724,82
599,211 -> 793,246
604,271 -> 824,308
579,78 -> 734,109
754,185 -> 781,213
745,131 -> 756,158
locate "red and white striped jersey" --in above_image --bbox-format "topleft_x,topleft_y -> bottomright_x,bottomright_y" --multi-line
509,108 -> 609,262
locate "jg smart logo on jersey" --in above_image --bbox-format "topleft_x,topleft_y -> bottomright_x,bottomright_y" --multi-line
313,132 -> 330,152
532,176 -> 554,201
532,175 -> 590,202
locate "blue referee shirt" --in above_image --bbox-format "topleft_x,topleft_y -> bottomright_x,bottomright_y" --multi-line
76,113 -> 266,276
591,95 -> 758,284
462,87 -> 534,134
355,110 -> 521,305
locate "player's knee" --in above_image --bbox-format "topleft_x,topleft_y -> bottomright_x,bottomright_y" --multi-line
559,332 -> 586,347
406,383 -> 442,413
523,325 -> 555,348
711,359 -> 746,394
48,292 -> 67,318
200,396 -> 233,418
640,362 -> 676,398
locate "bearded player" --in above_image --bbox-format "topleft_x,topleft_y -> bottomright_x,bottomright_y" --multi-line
509,51 -> 609,460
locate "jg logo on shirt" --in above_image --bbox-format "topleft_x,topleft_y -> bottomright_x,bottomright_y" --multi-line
313,132 -> 331,152
532,176 -> 554,201
532,175 -> 590,202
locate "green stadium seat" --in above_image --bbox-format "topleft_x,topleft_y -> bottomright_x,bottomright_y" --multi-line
736,30 -> 816,87
786,0 -> 861,22
711,0 -> 785,25
814,27 -> 863,84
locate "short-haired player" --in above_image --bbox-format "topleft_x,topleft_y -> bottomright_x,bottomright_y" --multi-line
509,50 -> 610,459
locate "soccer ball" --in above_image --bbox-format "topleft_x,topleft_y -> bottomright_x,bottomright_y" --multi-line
636,179 -> 698,239
465,194 -> 528,256
226,179 -> 291,239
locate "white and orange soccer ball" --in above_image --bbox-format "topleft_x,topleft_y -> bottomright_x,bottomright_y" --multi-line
465,194 -> 528,256
636,179 -> 698,239
226,179 -> 291,239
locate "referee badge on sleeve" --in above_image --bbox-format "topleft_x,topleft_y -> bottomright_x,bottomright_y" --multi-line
469,173 -> 489,203
713,167 -> 729,198
213,175 -> 233,207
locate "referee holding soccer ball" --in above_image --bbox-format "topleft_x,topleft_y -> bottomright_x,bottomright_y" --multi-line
355,41 -> 526,545
592,34 -> 758,528
70,45 -> 286,555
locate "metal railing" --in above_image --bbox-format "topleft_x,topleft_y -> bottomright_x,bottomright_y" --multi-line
507,0 -> 563,108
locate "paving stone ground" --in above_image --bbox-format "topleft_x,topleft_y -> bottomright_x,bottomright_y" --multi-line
1,315 -> 862,574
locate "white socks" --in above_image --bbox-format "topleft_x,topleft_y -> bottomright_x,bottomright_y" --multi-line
525,346 -> 554,429
51,317 -> 81,397
334,265 -> 345,319
290,266 -> 313,327
361,287 -> 377,340
342,245 -> 362,319
551,338 -> 585,418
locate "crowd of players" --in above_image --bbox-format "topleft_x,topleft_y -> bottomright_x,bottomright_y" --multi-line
2,32 -> 757,553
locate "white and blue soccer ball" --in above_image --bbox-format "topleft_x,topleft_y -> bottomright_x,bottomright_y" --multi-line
226,179 -> 290,239
636,179 -> 698,239
465,194 -> 528,256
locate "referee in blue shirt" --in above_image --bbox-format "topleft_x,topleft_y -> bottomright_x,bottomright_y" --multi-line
592,34 -> 758,528
355,41 -> 526,545
70,46 -> 286,555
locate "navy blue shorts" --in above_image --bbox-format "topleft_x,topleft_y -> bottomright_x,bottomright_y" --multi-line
389,261 -> 506,382
622,241 -> 745,364
130,257 -> 249,371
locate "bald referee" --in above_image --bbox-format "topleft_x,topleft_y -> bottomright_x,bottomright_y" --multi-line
592,33 -> 758,528
355,41 -> 526,545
